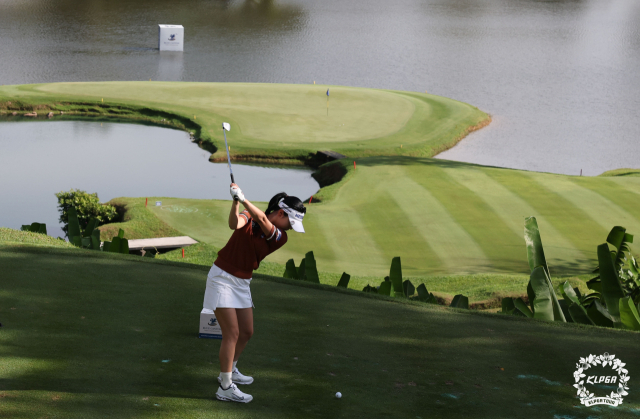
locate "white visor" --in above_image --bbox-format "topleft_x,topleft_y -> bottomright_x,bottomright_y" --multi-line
278,199 -> 305,233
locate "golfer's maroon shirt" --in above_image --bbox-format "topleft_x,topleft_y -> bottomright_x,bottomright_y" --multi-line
214,210 -> 288,279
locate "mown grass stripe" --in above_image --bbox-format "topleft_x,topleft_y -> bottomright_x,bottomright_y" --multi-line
443,166 -> 587,271
405,164 -> 526,273
484,169 -> 603,272
339,161 -> 444,274
569,177 -> 640,229
532,173 -> 640,236
355,192 -> 445,273
384,168 -> 489,272
615,177 -> 640,198
274,208 -> 337,268
289,162 -> 416,276
108,155 -> 639,277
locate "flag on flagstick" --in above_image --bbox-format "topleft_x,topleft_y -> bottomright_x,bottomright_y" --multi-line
326,88 -> 330,116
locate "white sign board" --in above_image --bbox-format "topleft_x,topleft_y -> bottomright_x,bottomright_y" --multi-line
199,309 -> 222,339
158,25 -> 184,51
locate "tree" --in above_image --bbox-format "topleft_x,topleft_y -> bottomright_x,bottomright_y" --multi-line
55,189 -> 116,238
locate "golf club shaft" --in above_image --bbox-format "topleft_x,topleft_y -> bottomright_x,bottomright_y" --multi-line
223,129 -> 235,184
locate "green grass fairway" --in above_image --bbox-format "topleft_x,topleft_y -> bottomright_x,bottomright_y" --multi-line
1,245 -> 638,418
146,157 -> 640,278
0,82 -> 489,159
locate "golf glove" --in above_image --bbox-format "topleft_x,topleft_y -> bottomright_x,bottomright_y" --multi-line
230,185 -> 245,203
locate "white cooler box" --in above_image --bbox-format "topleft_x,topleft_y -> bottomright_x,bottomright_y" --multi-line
199,309 -> 222,339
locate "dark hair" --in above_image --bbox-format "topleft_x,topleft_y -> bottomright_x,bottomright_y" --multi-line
265,192 -> 306,216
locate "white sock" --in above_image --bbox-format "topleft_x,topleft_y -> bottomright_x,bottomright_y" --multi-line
220,372 -> 232,389
232,361 -> 238,371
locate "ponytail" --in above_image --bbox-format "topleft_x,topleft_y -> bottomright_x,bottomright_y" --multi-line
265,192 -> 289,215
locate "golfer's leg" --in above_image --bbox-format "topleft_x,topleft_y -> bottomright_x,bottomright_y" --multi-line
214,308 -> 239,373
214,308 -> 253,403
234,308 -> 254,361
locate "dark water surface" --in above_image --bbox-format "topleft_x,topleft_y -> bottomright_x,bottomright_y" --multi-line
0,121 -> 319,238
1,0 -> 639,175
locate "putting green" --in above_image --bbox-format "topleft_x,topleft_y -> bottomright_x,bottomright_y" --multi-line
0,82 -> 489,158
148,157 -> 640,277
1,246 -> 638,418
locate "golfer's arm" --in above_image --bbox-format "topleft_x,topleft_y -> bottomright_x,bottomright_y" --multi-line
241,199 -> 274,235
228,200 -> 246,230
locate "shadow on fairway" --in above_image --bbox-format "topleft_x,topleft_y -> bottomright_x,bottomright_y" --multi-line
1,247 -> 637,418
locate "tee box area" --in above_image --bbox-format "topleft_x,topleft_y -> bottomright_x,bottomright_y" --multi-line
158,25 -> 184,51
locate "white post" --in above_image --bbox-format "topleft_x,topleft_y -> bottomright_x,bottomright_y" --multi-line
158,25 -> 184,51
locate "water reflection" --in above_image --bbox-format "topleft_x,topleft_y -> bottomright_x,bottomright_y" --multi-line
157,52 -> 184,81
0,120 -> 319,239
1,0 -> 640,175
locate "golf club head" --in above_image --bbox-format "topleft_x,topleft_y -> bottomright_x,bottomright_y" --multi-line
222,122 -> 231,132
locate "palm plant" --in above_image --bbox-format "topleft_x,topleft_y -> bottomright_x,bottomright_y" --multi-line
502,219 -> 640,330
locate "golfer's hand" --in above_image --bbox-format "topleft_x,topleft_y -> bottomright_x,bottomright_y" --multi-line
230,183 -> 245,203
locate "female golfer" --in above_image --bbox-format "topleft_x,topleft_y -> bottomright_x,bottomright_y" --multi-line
204,183 -> 306,403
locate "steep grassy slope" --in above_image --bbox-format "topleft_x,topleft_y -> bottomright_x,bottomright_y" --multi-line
147,157 -> 640,277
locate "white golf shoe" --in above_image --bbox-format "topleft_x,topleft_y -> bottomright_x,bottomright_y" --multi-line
216,383 -> 253,403
218,368 -> 254,385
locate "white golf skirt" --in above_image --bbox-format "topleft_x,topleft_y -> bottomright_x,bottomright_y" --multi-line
203,264 -> 253,310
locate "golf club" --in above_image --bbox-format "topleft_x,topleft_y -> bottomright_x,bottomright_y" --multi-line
222,122 -> 234,183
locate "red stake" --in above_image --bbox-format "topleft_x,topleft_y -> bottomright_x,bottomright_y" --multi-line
182,248 -> 185,258
309,197 -> 313,204
145,197 -> 148,207
354,161 -> 356,170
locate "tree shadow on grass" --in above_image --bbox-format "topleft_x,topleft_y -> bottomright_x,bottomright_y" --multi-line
1,247 -> 636,418
252,282 -> 639,418
0,250 -> 341,418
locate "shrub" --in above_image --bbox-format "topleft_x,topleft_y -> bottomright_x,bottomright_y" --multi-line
56,189 -> 116,238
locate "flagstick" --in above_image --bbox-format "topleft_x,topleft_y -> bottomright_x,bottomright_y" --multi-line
326,88 -> 330,117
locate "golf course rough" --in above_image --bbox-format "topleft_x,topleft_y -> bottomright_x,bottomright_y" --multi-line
0,82 -> 490,160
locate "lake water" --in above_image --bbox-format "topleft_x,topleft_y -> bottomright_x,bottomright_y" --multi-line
1,0 -> 639,175
0,121 -> 319,239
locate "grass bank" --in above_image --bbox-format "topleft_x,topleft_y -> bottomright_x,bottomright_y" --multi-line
1,245 -> 637,418
91,173 -> 595,306
0,228 -> 74,249
600,168 -> 640,177
97,198 -> 184,241
0,82 -> 490,163
140,157 -> 640,278
82,152 -> 640,303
